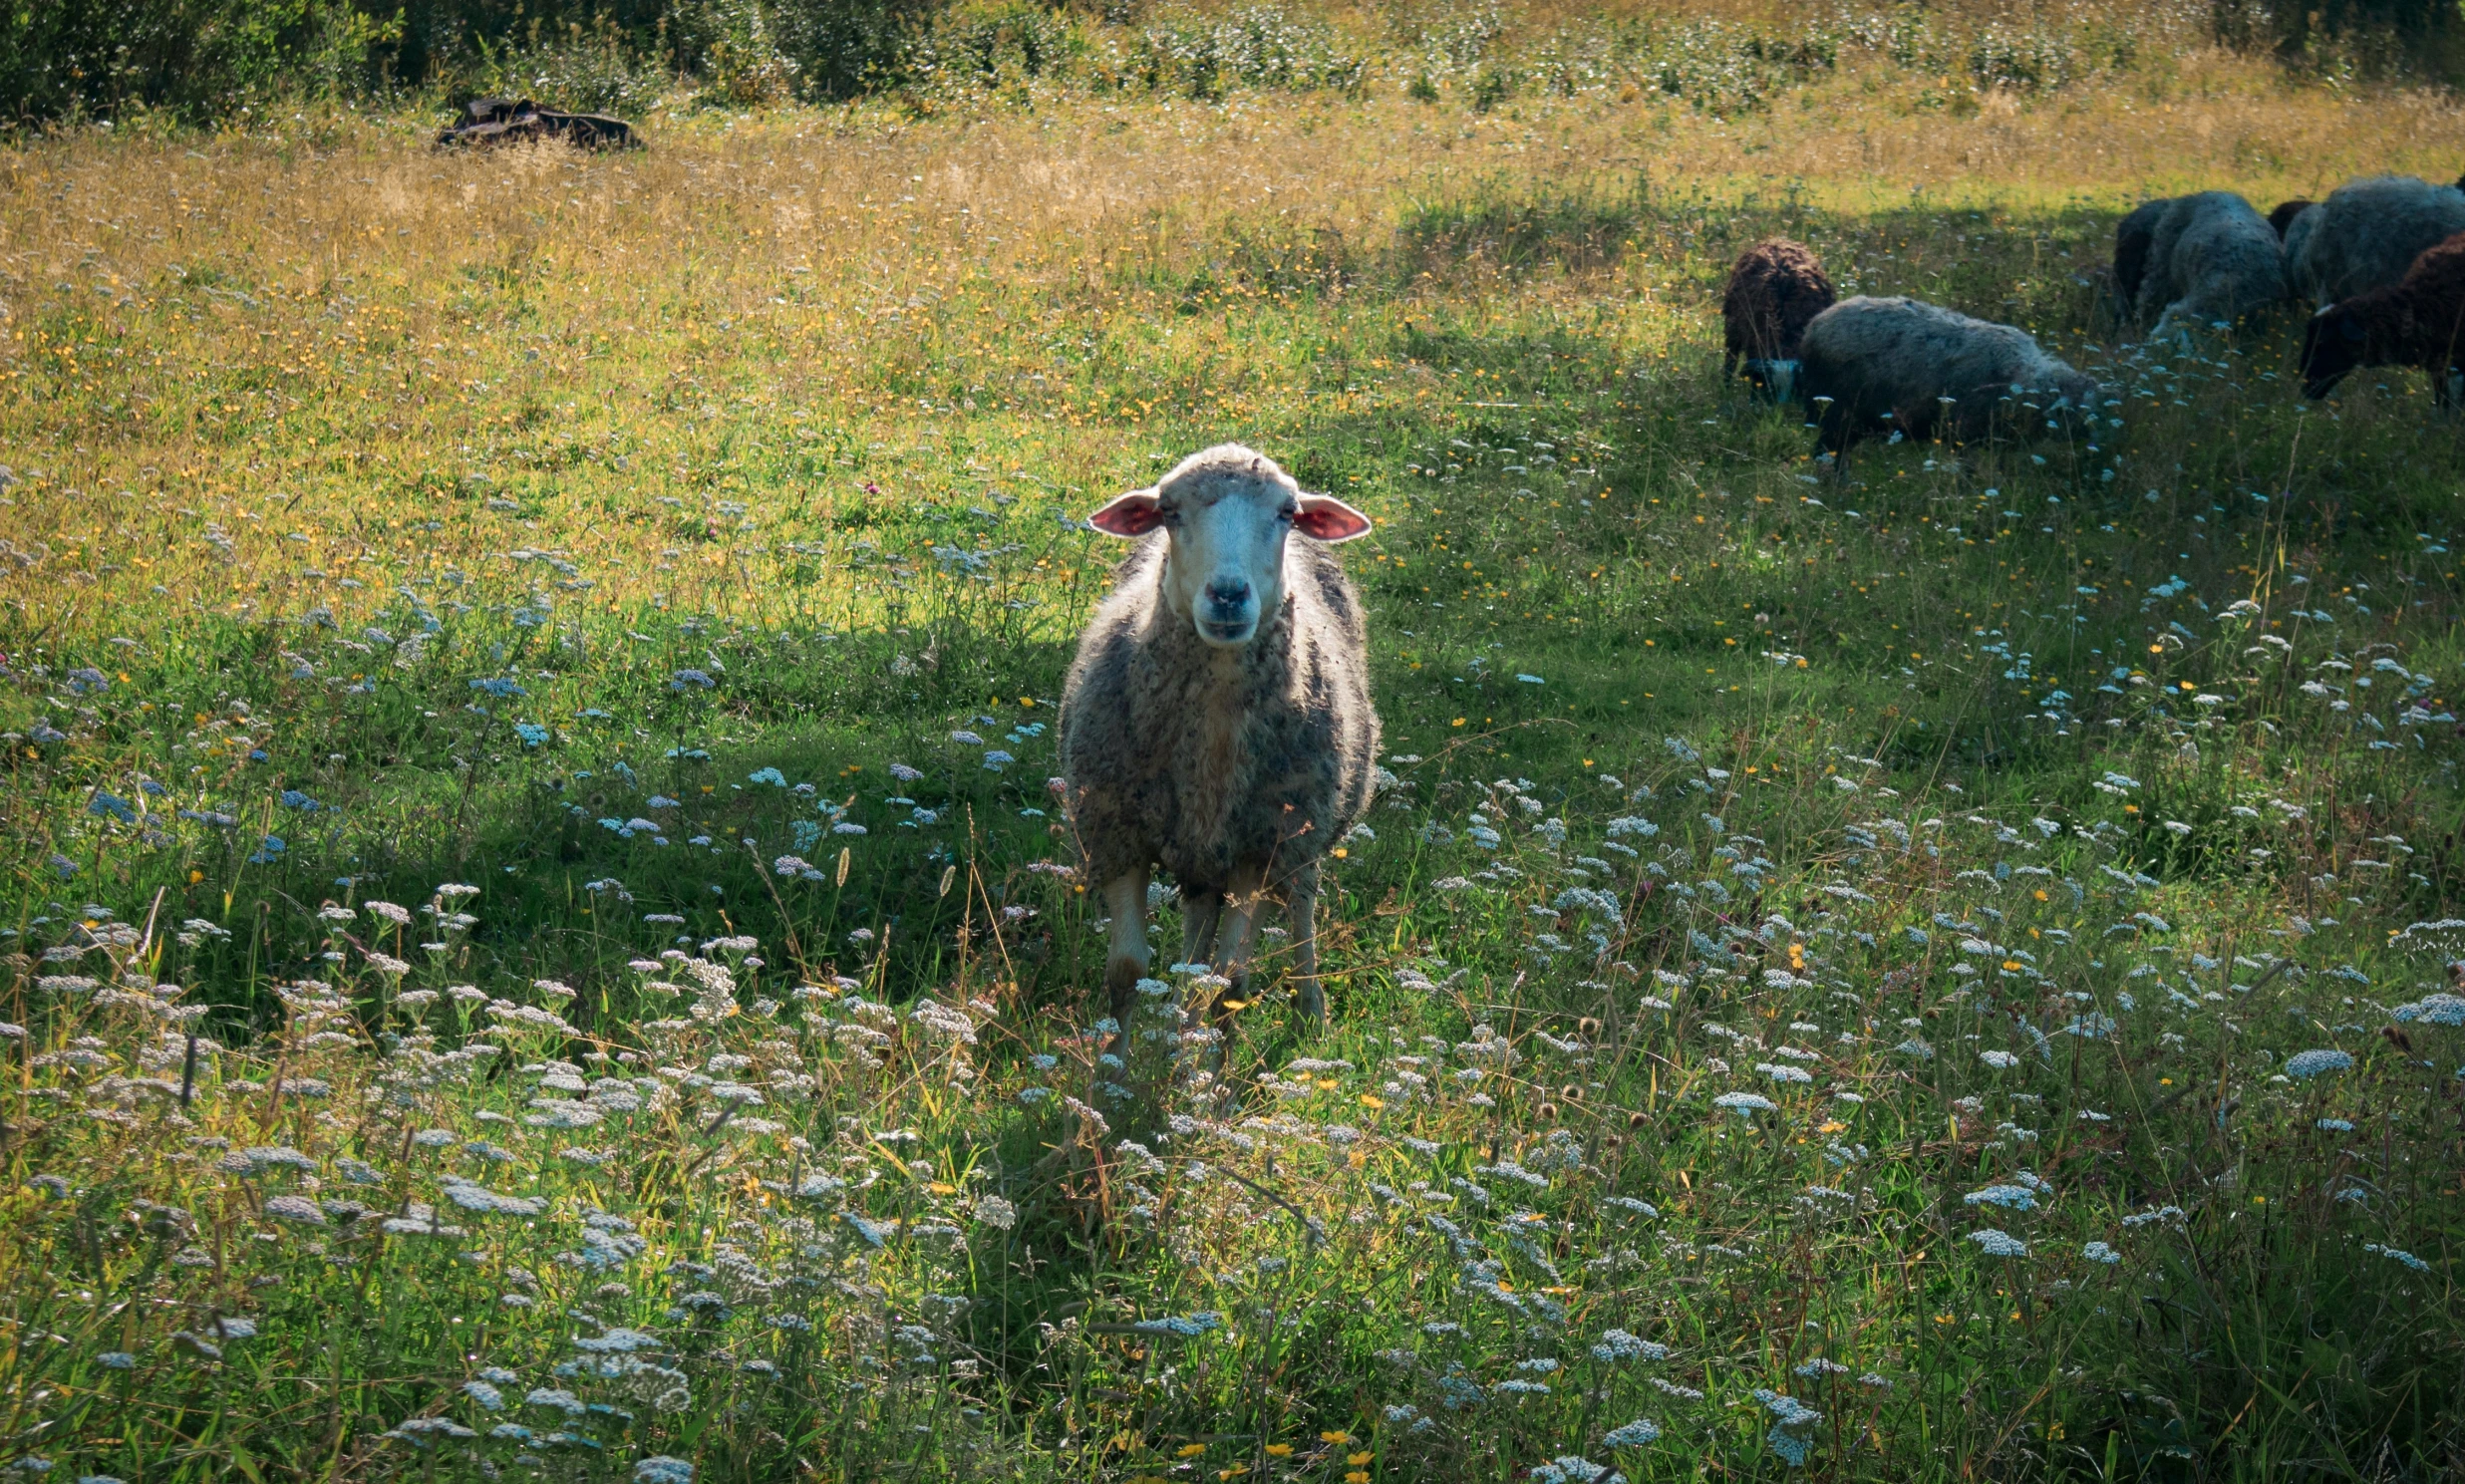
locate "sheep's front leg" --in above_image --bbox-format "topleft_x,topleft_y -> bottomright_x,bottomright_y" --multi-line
1180,889 -> 1225,975
1286,857 -> 1328,1028
1100,868 -> 1152,1028
1197,865 -> 1268,1050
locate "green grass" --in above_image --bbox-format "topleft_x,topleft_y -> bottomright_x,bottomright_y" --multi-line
1,20 -> 2464,1479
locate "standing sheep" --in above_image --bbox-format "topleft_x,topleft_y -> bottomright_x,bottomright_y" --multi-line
1060,445 -> 1380,1033
1798,296 -> 2100,458
2299,229 -> 2465,402
2288,174 -> 2465,307
2121,191 -> 2289,342
1721,238 -> 1836,403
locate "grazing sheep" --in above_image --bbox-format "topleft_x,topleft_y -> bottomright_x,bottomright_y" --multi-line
2289,175 -> 2465,307
1721,238 -> 1836,403
2269,199 -> 2315,240
2123,192 -> 2289,341
1060,445 -> 1380,1032
2283,202 -> 2321,295
1798,296 -> 2100,457
2299,229 -> 2465,401
2111,197 -> 2170,310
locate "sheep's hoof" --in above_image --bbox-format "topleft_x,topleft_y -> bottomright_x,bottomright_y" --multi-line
1101,956 -> 1148,1025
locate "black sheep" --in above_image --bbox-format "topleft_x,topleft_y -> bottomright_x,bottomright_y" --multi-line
1721,239 -> 1835,403
2300,229 -> 2465,403
2112,198 -> 2168,308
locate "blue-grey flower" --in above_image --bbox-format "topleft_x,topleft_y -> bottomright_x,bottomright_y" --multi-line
2285,1048 -> 2354,1079
1963,1185 -> 2038,1212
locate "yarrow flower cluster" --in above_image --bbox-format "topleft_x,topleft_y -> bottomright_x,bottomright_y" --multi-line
2285,1048 -> 2355,1079
1969,1228 -> 2029,1257
1754,1389 -> 1822,1466
1591,1328 -> 1669,1362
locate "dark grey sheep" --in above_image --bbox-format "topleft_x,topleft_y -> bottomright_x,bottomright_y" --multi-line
2289,174 -> 2465,307
1059,445 -> 1380,1033
2125,191 -> 2289,342
1798,296 -> 2099,457
2284,201 -> 2321,295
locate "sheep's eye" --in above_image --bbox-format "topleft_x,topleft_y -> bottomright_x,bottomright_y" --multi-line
1276,507 -> 1297,522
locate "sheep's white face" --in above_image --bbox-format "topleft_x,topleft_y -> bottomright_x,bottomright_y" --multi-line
1088,446 -> 1370,649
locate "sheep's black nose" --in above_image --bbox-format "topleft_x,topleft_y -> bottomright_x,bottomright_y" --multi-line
1205,578 -> 1251,613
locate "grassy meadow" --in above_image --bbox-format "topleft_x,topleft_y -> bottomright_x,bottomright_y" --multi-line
3,3 -> 2465,1478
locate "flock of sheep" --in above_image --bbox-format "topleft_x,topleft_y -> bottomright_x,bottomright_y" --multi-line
1723,171 -> 2465,462
1038,174 -> 2465,1047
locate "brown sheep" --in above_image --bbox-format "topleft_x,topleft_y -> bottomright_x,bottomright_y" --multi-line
1721,238 -> 1835,403
2300,229 -> 2465,402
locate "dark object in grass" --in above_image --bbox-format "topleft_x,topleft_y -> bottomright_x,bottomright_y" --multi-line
1720,238 -> 1834,405
437,98 -> 638,151
1798,295 -> 2098,459
2112,197 -> 2168,307
2269,198 -> 2315,240
2300,229 -> 2465,403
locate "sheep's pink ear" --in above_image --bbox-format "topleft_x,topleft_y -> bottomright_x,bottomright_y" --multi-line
1293,493 -> 1372,543
1087,488 -> 1163,537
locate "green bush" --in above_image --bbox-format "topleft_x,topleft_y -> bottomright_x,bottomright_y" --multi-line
0,0 -> 396,125
456,16 -> 673,115
905,0 -> 1087,92
4,0 -> 2465,156
1122,5 -> 1367,101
